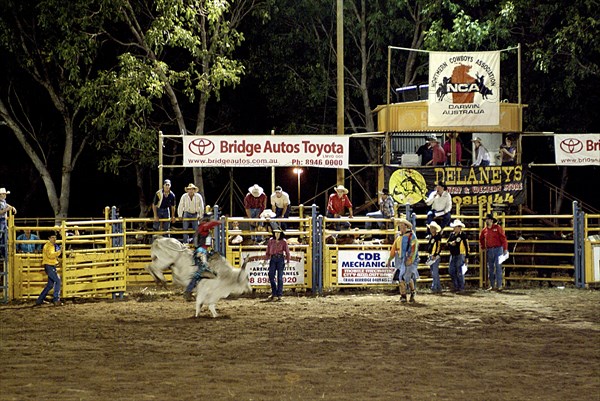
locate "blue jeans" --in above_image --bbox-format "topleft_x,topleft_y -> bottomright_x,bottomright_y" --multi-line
153,208 -> 171,232
449,254 -> 465,291
274,207 -> 290,230
182,212 -> 198,243
429,257 -> 442,292
487,247 -> 504,288
403,260 -> 419,284
36,264 -> 61,304
268,255 -> 285,297
365,211 -> 388,230
325,211 -> 350,231
248,208 -> 264,242
426,211 -> 451,233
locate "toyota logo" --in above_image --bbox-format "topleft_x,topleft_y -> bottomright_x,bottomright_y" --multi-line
189,138 -> 215,156
559,138 -> 583,154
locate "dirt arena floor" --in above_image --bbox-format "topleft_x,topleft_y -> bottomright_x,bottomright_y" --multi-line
1,287 -> 599,401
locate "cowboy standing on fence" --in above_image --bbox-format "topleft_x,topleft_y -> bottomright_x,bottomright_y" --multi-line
153,179 -> 176,233
177,183 -> 204,244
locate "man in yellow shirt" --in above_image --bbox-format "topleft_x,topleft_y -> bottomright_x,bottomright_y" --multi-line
35,233 -> 63,306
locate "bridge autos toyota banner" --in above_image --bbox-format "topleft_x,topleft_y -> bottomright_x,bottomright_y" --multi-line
554,134 -> 600,166
183,135 -> 349,168
429,51 -> 500,126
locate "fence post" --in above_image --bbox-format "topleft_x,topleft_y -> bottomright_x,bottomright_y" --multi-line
213,205 -> 224,256
111,206 -> 123,247
311,205 -> 323,295
573,201 -> 585,288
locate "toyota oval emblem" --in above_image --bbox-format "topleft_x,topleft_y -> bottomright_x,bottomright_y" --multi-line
189,138 -> 215,156
559,138 -> 583,154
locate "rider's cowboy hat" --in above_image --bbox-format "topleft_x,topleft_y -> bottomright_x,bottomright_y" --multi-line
334,185 -> 349,194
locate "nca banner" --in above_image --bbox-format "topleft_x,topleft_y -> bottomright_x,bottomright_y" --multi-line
429,51 -> 500,126
183,135 -> 349,168
554,134 -> 600,166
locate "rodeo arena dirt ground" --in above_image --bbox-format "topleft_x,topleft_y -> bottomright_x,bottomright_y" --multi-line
0,286 -> 599,401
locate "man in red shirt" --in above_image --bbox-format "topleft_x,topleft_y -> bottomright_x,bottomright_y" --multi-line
244,184 -> 267,243
426,135 -> 447,166
479,213 -> 509,291
443,132 -> 463,165
264,228 -> 291,301
326,185 -> 353,230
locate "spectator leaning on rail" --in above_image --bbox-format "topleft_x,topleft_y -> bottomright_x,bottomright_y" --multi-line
479,213 -> 508,291
425,221 -> 443,293
34,232 -> 63,306
447,219 -> 470,292
16,229 -> 41,253
425,181 -> 452,237
152,179 -> 176,233
270,185 -> 291,231
177,183 -> 204,244
387,218 -> 419,303
244,184 -> 268,243
326,185 -> 353,231
0,187 -> 17,258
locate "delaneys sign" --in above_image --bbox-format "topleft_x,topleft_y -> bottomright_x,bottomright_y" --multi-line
183,135 -> 349,168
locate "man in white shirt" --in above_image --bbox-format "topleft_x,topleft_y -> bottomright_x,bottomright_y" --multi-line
177,183 -> 205,243
425,181 -> 452,236
270,186 -> 291,230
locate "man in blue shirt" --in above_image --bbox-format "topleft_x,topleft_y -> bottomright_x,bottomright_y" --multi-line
152,179 -> 176,233
16,229 -> 41,253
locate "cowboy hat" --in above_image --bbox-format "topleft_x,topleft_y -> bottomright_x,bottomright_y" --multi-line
485,213 -> 498,223
0,188 -> 10,195
185,183 -> 198,191
398,218 -> 413,229
275,185 -> 283,193
427,221 -> 442,232
379,188 -> 389,195
248,184 -> 264,197
450,219 -> 465,228
230,235 -> 243,245
334,185 -> 348,194
260,209 -> 276,219
163,179 -> 171,185
428,134 -> 440,142
472,136 -> 482,143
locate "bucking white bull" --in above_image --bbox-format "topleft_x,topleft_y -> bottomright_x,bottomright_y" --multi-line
146,236 -> 252,318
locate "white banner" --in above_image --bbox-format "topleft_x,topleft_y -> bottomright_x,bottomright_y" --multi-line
337,250 -> 396,284
428,51 -> 500,126
183,135 -> 349,168
554,134 -> 600,166
241,251 -> 305,287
